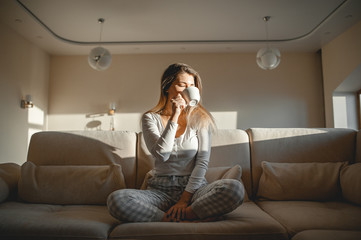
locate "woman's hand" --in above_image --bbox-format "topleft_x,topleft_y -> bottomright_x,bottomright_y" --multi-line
166,191 -> 193,222
170,93 -> 186,123
166,200 -> 188,221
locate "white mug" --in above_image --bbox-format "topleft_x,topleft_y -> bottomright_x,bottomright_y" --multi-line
182,86 -> 200,106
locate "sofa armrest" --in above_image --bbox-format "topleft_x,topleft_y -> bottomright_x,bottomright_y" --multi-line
0,163 -> 21,203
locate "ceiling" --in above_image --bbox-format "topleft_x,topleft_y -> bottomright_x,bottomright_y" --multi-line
0,0 -> 360,55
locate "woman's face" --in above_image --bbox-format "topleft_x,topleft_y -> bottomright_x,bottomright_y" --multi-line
167,73 -> 195,100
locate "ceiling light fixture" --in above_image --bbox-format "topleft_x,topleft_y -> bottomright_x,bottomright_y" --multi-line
88,18 -> 112,71
256,16 -> 281,70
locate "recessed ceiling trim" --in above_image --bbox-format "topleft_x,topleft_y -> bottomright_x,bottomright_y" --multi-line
16,0 -> 348,46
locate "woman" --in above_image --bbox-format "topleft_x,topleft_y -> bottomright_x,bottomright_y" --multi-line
107,63 -> 244,222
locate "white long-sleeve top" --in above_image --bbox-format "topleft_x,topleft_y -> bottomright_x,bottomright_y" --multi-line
141,112 -> 211,193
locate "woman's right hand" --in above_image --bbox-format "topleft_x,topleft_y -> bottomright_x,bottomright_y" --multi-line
170,93 -> 186,122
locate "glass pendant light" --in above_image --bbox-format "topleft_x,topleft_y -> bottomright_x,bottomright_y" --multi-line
256,16 -> 281,70
88,18 -> 112,71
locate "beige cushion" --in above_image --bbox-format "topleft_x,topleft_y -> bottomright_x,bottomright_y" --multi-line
292,230 -> 361,240
247,128 -> 357,199
18,162 -> 126,205
0,178 -> 8,203
110,202 -> 288,240
341,163 -> 361,205
257,161 -> 346,201
205,165 -> 242,182
140,169 -> 155,190
0,163 -> 20,203
257,201 -> 361,237
136,132 -> 155,189
0,202 -> 118,239
209,129 -> 252,198
27,131 -> 138,188
208,165 -> 249,201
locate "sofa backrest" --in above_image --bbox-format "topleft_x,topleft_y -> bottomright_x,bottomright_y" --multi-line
209,129 -> 252,195
136,129 -> 252,197
247,128 -> 357,198
27,131 -> 138,188
136,132 -> 155,188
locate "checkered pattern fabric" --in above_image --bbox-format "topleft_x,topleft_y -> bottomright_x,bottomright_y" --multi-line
107,176 -> 244,222
191,179 -> 245,219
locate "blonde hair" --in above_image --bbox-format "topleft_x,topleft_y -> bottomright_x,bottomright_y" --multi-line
146,63 -> 216,131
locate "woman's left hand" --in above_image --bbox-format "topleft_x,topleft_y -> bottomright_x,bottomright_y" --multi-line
166,200 -> 188,221
166,190 -> 193,221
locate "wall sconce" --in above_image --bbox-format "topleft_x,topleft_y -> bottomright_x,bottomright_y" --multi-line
108,102 -> 116,115
108,102 -> 116,131
21,95 -> 34,109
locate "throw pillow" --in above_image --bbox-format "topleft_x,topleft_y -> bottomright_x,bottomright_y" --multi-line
340,163 -> 361,205
18,162 -> 126,205
0,163 -> 21,203
257,161 -> 346,201
0,178 -> 9,203
206,165 -> 242,182
140,169 -> 155,190
214,165 -> 248,201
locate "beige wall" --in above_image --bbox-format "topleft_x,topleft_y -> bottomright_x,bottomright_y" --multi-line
48,52 -> 325,132
322,20 -> 361,128
0,19 -> 329,165
0,22 -> 50,164
0,17 -> 358,165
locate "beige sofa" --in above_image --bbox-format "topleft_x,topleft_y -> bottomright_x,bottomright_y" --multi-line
0,128 -> 360,240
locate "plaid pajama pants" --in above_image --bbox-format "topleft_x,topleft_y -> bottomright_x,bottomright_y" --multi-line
107,176 -> 244,222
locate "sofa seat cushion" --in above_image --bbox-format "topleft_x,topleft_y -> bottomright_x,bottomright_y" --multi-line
292,230 -> 361,240
0,201 -> 119,240
109,201 -> 288,240
257,200 -> 361,237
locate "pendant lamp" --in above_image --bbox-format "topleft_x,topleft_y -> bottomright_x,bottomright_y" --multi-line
256,16 -> 281,70
88,18 -> 112,71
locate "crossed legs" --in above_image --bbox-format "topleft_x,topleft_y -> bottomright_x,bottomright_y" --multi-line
107,179 -> 244,222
